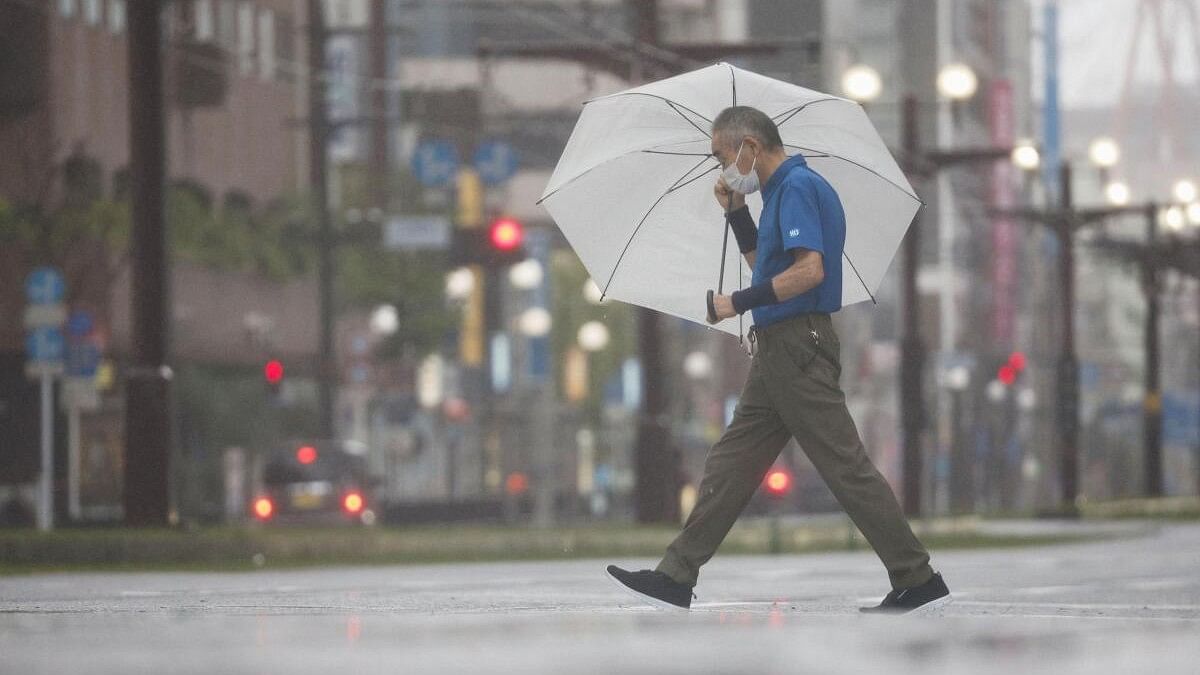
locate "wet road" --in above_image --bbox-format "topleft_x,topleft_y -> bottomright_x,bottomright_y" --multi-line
3,521 -> 1199,674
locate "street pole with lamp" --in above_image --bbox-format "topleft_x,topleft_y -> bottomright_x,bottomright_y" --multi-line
846,60 -> 1025,517
943,365 -> 972,513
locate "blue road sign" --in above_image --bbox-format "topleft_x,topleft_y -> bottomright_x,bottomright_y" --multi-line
411,139 -> 459,188
25,267 -> 65,305
67,310 -> 95,338
26,327 -> 65,363
67,342 -> 101,378
473,140 -> 519,186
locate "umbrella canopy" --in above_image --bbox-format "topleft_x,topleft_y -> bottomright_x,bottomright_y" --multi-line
539,62 -> 921,339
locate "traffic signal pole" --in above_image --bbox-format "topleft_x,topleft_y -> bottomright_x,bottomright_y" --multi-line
1142,202 -> 1163,497
1056,161 -> 1080,514
308,0 -> 335,440
124,0 -> 172,526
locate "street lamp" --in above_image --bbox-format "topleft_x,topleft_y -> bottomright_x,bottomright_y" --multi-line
1163,205 -> 1187,233
582,278 -> 606,305
1088,137 -> 1121,169
445,267 -> 475,301
943,365 -> 971,513
369,304 -> 399,336
1187,202 -> 1200,226
508,258 -> 544,290
517,307 -> 552,338
936,63 -> 978,101
841,64 -> 882,103
683,351 -> 713,380
1105,181 -> 1132,206
577,321 -> 609,352
1011,140 -> 1041,172
1173,179 -> 1197,204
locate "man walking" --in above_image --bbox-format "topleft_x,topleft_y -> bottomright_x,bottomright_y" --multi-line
607,106 -> 951,614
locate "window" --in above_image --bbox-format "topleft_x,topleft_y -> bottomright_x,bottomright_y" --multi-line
83,0 -> 101,26
258,9 -> 276,80
58,0 -> 76,19
218,0 -> 237,51
108,0 -> 125,34
238,1 -> 255,75
194,0 -> 214,41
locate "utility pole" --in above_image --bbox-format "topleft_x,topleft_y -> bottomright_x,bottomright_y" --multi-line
1056,161 -> 1080,514
899,94 -> 925,517
368,0 -> 389,210
124,0 -> 171,526
308,0 -> 335,439
1142,202 -> 1163,497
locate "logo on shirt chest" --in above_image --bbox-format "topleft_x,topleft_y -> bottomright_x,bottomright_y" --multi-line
788,228 -> 800,238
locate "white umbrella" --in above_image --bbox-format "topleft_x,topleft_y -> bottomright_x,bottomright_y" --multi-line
538,62 -> 921,339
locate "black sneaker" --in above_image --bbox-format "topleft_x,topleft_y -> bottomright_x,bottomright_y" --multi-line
606,565 -> 694,610
860,572 -> 952,614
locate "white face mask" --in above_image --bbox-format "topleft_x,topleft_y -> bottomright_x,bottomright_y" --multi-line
721,140 -> 760,195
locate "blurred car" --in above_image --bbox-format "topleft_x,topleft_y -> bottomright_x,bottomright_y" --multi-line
250,440 -> 378,526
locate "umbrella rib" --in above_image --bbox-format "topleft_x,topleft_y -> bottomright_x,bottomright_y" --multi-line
783,143 -> 922,204
771,97 -> 843,127
642,150 -> 715,158
591,91 -> 713,124
600,155 -> 714,299
842,251 -> 877,305
728,62 -> 737,105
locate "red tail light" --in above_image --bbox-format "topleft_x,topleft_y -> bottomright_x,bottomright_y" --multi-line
342,492 -> 365,514
253,496 -> 274,520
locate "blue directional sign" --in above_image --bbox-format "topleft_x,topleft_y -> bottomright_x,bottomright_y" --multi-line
67,310 -> 95,338
25,267 -> 65,305
26,327 -> 65,363
473,140 -> 519,186
411,139 -> 459,188
67,342 -> 100,378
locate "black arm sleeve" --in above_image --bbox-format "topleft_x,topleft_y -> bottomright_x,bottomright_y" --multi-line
728,205 -> 758,254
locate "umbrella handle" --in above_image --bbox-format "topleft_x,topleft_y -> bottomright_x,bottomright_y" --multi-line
706,289 -> 718,324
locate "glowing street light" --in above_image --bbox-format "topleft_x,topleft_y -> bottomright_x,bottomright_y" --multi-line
577,321 -> 609,352
518,307 -> 552,338
1088,137 -> 1120,168
1163,206 -> 1186,232
1187,202 -> 1200,226
369,304 -> 398,336
841,64 -> 882,103
1011,140 -> 1040,171
508,258 -> 544,290
683,351 -> 713,380
1104,181 -> 1131,206
936,63 -> 978,101
445,267 -> 475,301
582,278 -> 606,305
1172,179 -> 1197,204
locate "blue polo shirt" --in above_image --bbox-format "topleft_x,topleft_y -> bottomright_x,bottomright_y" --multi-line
750,154 -> 845,327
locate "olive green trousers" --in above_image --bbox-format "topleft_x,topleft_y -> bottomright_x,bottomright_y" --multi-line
656,313 -> 933,591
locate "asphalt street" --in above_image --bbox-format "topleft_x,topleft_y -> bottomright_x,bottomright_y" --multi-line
2,521 -> 1199,674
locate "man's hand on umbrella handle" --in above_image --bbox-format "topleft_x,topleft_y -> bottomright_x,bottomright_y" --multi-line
714,176 -> 746,212
706,290 -> 736,324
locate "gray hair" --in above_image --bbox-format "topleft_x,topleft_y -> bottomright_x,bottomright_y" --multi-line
711,106 -> 783,149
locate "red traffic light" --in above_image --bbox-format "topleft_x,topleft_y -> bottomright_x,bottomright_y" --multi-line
296,445 -> 318,465
1007,351 -> 1027,372
505,471 -> 529,496
489,217 -> 524,252
264,360 -> 284,385
997,364 -> 1017,386
764,469 -> 792,496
